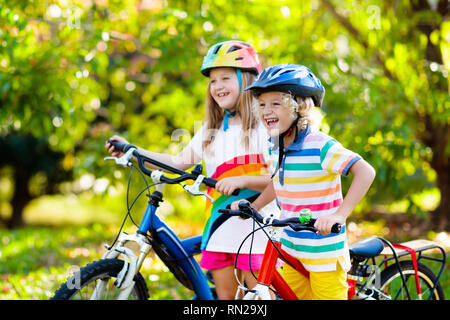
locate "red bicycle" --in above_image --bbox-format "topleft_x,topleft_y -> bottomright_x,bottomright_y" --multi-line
219,202 -> 446,300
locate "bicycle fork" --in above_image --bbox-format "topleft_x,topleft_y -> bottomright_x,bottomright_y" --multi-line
91,176 -> 165,300
92,232 -> 152,300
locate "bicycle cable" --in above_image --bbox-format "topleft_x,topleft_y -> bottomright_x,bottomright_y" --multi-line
234,220 -> 271,294
233,211 -> 302,296
232,212 -> 257,294
108,163 -> 162,248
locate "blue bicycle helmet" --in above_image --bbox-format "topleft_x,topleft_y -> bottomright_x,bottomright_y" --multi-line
245,63 -> 325,107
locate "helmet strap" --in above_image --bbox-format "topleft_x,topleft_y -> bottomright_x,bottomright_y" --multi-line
223,68 -> 241,131
236,68 -> 242,92
223,109 -> 236,131
271,114 -> 301,179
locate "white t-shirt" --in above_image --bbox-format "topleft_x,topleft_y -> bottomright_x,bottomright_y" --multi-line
188,121 -> 280,253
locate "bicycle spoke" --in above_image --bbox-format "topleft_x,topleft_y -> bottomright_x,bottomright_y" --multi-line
381,268 -> 440,300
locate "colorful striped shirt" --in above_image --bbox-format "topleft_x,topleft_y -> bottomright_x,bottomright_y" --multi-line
188,122 -> 280,253
269,127 -> 361,272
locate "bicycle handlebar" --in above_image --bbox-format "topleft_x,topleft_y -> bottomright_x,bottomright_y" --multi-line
218,201 -> 341,234
107,139 -> 240,196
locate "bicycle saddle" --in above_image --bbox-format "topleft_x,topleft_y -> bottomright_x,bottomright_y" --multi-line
349,236 -> 385,258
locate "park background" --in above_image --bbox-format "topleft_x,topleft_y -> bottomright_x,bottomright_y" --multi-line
0,0 -> 449,299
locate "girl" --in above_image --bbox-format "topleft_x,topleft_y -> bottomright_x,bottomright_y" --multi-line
232,63 -> 376,300
106,40 -> 279,300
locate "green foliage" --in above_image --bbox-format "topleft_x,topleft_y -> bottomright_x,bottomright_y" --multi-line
0,222 -> 447,299
0,1 -> 448,223
0,1 -> 448,300
1,0 -> 449,300
0,224 -> 193,299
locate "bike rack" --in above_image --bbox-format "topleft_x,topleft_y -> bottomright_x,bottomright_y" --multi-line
378,238 -> 446,300
352,238 -> 446,300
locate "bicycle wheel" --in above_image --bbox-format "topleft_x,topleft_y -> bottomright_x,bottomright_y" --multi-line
379,260 -> 444,300
51,258 -> 149,300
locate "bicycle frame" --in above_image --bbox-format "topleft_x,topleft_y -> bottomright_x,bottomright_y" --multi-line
100,187 -> 215,300
242,231 -> 446,300
241,237 -> 378,300
250,241 -> 307,300
240,225 -> 310,300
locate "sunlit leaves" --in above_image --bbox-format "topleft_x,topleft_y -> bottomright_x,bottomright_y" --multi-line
0,0 -> 447,224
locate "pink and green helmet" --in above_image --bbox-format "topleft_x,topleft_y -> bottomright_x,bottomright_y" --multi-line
201,40 -> 262,76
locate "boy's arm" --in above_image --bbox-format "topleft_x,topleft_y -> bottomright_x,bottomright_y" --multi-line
314,159 -> 376,234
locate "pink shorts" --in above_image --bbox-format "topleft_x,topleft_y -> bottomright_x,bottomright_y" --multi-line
200,250 -> 264,272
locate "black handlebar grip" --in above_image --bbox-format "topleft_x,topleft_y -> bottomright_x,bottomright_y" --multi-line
203,177 -> 217,189
238,201 -> 251,211
331,223 -> 342,234
203,177 -> 240,196
107,139 -> 136,153
108,139 -> 126,152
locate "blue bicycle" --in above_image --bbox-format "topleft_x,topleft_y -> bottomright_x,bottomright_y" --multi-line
52,141 -> 238,300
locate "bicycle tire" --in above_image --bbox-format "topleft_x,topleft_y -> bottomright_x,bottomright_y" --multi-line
51,258 -> 149,300
379,260 -> 444,300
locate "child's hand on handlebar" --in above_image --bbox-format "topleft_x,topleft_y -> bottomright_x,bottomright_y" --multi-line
314,213 -> 346,236
215,177 -> 245,196
230,199 -> 249,211
106,135 -> 130,157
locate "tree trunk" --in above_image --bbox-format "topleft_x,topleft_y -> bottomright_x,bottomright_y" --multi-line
419,112 -> 450,231
7,168 -> 32,229
430,152 -> 450,231
432,171 -> 449,231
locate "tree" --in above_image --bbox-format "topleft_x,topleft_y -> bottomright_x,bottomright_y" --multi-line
1,0 -> 448,231
0,134 -> 72,228
319,0 -> 449,230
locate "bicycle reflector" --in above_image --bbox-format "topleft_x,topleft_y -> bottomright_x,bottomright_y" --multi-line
298,209 -> 312,223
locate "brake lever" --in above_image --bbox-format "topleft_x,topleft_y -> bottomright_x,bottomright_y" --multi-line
104,147 -> 137,167
182,174 -> 214,203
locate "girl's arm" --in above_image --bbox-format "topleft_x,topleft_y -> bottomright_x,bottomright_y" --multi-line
314,159 -> 376,235
106,135 -> 200,172
216,154 -> 275,195
251,181 -> 277,211
230,181 -> 277,211
135,145 -> 198,172
215,174 -> 271,195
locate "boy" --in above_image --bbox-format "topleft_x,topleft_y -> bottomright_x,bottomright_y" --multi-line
232,63 -> 376,299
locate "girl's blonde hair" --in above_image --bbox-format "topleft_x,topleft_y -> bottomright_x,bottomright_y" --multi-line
202,70 -> 258,152
252,92 -> 321,131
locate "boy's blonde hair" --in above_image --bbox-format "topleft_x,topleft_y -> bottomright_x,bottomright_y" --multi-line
203,70 -> 258,152
252,92 -> 321,131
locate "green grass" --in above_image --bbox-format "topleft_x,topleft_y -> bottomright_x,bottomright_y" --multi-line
0,187 -> 209,300
0,224 -> 193,300
426,257 -> 450,297
0,221 -> 448,300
